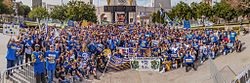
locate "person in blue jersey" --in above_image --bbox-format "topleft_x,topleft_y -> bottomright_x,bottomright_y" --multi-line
183,53 -> 197,72
32,44 -> 46,83
67,38 -> 75,51
152,45 -> 161,57
6,38 -> 17,78
45,45 -> 59,83
96,39 -> 105,55
229,30 -> 237,42
108,36 -> 116,52
139,37 -> 148,55
87,41 -> 96,54
210,34 -> 218,44
15,40 -> 24,69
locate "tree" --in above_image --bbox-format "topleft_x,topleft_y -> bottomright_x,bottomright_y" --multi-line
50,5 -> 67,23
0,0 -> 11,14
17,4 -> 29,16
66,1 -> 97,22
190,2 -> 199,19
151,11 -> 165,23
171,2 -> 192,19
213,2 -> 238,23
28,7 -> 48,28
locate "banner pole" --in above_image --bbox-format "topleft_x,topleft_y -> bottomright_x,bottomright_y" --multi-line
102,55 -> 111,77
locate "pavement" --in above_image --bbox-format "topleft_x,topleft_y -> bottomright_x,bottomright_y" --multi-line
92,32 -> 250,83
0,28 -> 250,83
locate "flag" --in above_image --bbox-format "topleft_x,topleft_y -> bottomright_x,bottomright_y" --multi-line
3,24 -> 20,36
174,16 -> 181,25
159,8 -> 164,16
184,20 -> 191,29
45,18 -> 48,34
165,13 -> 172,22
68,20 -> 74,27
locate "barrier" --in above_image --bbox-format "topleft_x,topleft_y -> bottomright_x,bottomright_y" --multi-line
231,64 -> 250,83
1,62 -> 34,83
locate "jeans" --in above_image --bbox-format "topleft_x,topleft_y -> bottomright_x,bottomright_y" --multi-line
35,73 -> 46,83
47,70 -> 55,83
16,55 -> 24,66
25,53 -> 32,63
7,60 -> 15,76
211,52 -> 215,59
60,79 -> 70,83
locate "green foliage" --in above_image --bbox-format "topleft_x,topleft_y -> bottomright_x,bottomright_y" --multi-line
0,0 -> 11,14
28,7 -> 48,21
152,1 -> 247,24
18,4 -> 31,17
171,2 -> 192,19
50,5 -> 67,22
213,2 -> 238,22
50,1 -> 97,23
151,11 -> 164,23
66,1 -> 97,22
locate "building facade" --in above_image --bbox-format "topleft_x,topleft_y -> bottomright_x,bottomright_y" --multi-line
32,0 -> 42,9
93,0 -> 171,24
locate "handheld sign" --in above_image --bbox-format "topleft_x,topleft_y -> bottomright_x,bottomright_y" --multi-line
3,24 -> 20,36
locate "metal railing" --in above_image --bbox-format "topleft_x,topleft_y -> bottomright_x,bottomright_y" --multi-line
1,62 -> 34,83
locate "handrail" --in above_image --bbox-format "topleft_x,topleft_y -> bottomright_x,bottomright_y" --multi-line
1,62 -> 33,83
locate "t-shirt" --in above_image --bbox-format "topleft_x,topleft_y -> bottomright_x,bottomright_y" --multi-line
32,51 -> 45,75
45,50 -> 59,70
140,40 -> 148,48
6,43 -> 17,60
230,32 -> 237,41
184,55 -> 194,64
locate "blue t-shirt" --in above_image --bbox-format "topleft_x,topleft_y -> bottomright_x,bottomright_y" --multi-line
230,32 -> 237,41
32,51 -> 45,75
183,55 -> 194,64
6,43 -> 17,60
108,39 -> 116,50
45,50 -> 59,70
140,40 -> 148,48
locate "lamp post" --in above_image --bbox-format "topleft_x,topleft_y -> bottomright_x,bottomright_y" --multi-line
12,0 -> 18,24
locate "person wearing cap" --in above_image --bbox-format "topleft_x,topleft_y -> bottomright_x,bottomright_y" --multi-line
6,38 -> 17,78
32,44 -> 46,83
45,45 -> 59,83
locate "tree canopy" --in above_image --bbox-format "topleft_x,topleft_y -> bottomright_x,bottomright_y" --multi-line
18,4 -> 31,17
28,7 -> 49,21
152,1 -> 245,23
50,1 -> 97,22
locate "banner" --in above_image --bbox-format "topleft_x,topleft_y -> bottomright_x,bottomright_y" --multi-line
118,47 -> 137,57
130,57 -> 160,71
3,24 -> 20,36
184,20 -> 191,29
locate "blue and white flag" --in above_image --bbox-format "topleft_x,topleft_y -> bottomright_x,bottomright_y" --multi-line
183,20 -> 191,29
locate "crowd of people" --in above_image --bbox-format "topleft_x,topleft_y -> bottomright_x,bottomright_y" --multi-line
5,24 -> 242,83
